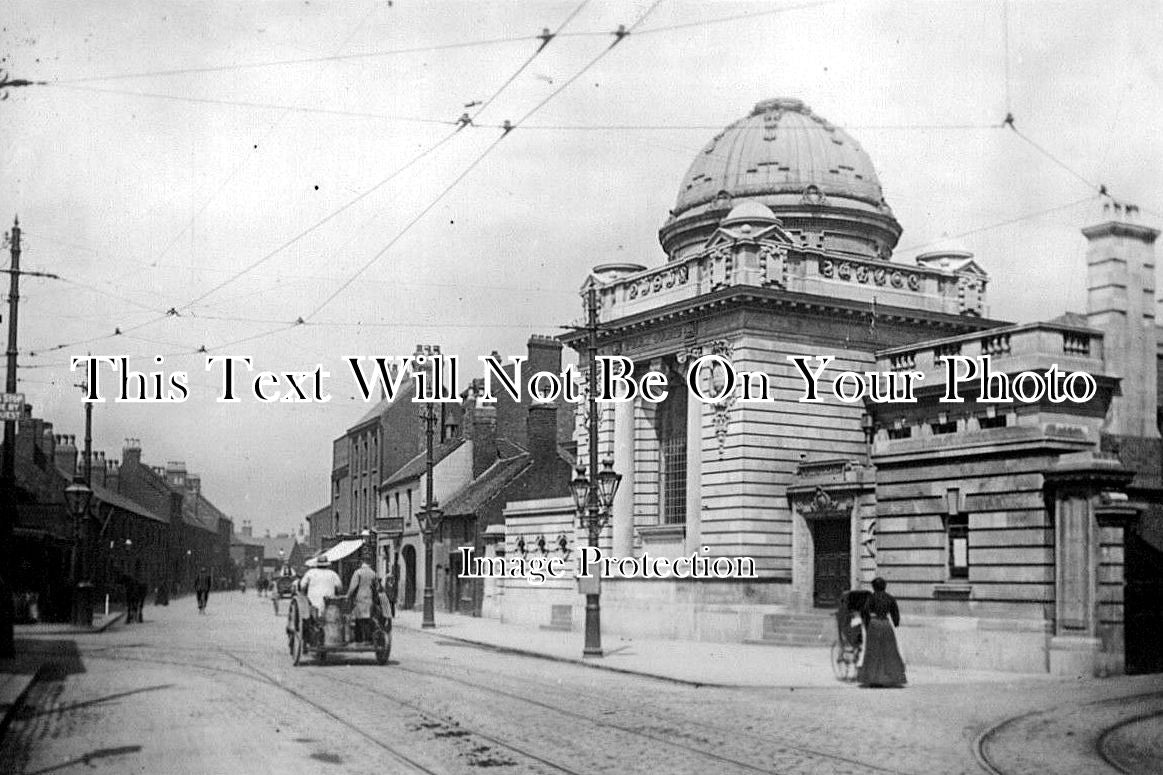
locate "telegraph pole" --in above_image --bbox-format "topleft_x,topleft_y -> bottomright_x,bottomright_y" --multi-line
0,217 -> 22,657
0,217 -> 64,654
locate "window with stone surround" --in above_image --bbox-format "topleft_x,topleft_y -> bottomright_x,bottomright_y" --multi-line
945,488 -> 969,580
657,379 -> 687,525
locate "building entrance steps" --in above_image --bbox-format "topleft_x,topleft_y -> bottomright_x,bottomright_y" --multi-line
393,609 -> 1045,688
747,611 -> 836,647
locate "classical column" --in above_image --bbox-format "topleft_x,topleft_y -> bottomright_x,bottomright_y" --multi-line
684,389 -> 702,554
612,393 -> 636,557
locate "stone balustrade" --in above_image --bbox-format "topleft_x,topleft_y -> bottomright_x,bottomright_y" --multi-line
875,321 -> 1105,385
588,240 -> 990,323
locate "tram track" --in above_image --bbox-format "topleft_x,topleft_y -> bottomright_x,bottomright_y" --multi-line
973,689 -> 1163,775
399,648 -> 922,775
87,644 -> 584,775
87,641 -> 914,775
218,649 -> 591,775
1096,707 -> 1163,774
86,647 -> 442,775
390,656 -> 919,775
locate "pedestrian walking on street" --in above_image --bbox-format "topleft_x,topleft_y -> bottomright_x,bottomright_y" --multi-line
857,577 -> 907,688
194,566 -> 213,614
385,559 -> 400,618
347,558 -> 377,643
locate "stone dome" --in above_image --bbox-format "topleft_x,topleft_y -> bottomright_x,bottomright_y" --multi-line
659,98 -> 902,261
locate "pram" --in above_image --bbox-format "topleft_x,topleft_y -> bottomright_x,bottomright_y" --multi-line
831,589 -> 871,681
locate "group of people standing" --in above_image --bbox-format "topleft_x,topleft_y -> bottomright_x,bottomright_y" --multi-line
299,555 -> 391,642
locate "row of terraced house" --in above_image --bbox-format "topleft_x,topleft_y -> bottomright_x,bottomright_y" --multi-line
10,410 -> 235,623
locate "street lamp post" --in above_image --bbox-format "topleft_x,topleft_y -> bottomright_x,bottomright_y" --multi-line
570,459 -> 622,658
64,477 -> 94,627
417,402 -> 444,629
563,282 -> 624,657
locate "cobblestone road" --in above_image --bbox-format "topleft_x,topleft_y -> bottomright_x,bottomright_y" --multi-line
2,592 -> 1161,774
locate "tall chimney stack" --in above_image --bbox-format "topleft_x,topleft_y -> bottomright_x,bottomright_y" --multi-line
1084,204 -> 1160,439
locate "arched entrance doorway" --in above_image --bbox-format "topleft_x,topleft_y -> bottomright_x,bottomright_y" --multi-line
402,544 -> 417,610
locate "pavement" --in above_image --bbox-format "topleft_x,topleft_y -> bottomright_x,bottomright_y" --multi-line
0,611 -> 124,736
392,608 -> 1047,688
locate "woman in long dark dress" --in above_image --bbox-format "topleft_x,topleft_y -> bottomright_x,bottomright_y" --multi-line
858,577 -> 907,687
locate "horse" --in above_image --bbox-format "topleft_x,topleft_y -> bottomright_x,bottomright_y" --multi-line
118,574 -> 147,623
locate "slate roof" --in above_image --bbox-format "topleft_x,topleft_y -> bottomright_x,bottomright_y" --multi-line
92,482 -> 168,524
254,534 -> 301,559
381,437 -> 466,488
442,454 -> 532,517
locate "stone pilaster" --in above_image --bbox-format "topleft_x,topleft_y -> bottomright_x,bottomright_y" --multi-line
1044,451 -> 1136,676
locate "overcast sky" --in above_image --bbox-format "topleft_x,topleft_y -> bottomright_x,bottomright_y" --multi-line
2,0 -> 1160,536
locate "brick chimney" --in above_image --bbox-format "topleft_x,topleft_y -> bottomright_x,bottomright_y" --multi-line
106,459 -> 120,492
241,520 -> 253,538
92,451 -> 107,487
122,438 -> 142,466
16,416 -> 40,464
527,402 -> 558,463
471,403 -> 498,476
40,423 -> 55,460
526,334 -> 564,379
187,473 -> 201,495
165,460 -> 187,488
55,434 -> 78,477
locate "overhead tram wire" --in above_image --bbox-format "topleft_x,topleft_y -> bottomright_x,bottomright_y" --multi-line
300,0 -> 665,323
98,3 -> 384,289
1007,124 -> 1107,195
893,195 -> 1100,256
628,0 -> 839,36
182,2 -> 596,317
49,33 -> 555,85
48,83 -> 461,127
470,0 -> 591,120
42,0 -> 831,87
24,4 -> 591,363
137,2 -> 595,358
178,128 -> 459,312
487,121 -> 1001,131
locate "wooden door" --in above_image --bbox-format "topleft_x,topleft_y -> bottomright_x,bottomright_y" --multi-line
812,519 -> 850,609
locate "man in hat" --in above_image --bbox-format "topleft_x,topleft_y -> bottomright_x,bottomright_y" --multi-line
194,566 -> 213,614
298,554 -> 342,617
346,556 -> 378,643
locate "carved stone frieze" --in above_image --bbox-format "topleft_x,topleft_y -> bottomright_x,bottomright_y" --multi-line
758,243 -> 788,288
792,486 -> 854,520
820,257 -> 925,293
625,263 -> 690,301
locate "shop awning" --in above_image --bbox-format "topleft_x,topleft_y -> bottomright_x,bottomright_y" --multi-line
305,539 -> 365,567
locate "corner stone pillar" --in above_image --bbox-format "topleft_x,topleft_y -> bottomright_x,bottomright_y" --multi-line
684,390 -> 703,554
1044,452 -> 1134,677
612,393 -> 636,557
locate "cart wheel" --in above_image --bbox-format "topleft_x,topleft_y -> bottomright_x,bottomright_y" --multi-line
374,626 -> 391,665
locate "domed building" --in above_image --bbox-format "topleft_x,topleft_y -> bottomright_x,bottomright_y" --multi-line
660,98 -> 900,262
505,99 -> 1162,677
